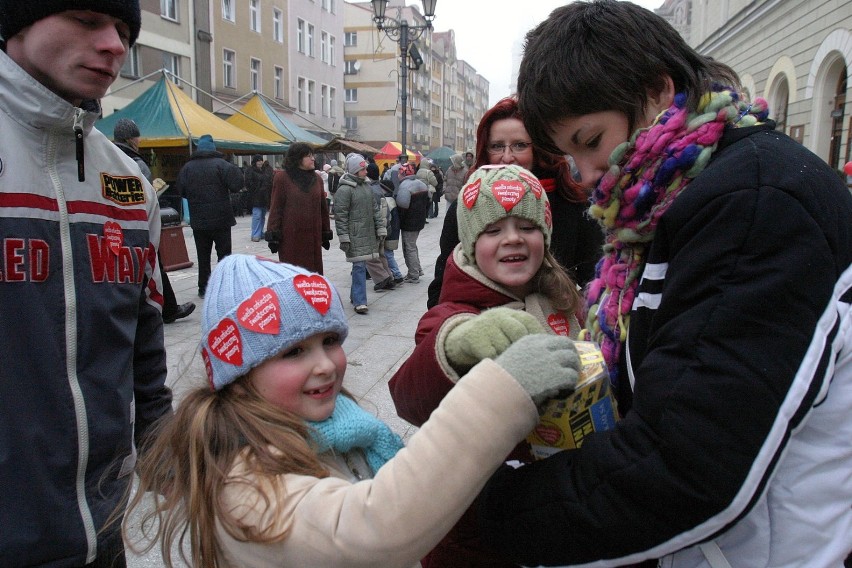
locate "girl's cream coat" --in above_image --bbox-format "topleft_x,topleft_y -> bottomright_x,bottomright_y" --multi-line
215,360 -> 539,567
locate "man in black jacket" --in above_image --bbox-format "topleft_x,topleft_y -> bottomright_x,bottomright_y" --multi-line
175,134 -> 243,297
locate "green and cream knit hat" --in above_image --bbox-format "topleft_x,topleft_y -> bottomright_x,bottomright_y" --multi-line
457,164 -> 552,262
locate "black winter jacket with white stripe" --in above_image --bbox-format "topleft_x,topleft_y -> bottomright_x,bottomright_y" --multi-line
479,123 -> 852,567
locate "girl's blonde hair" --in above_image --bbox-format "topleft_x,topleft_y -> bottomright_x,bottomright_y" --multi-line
531,248 -> 582,315
121,379 -> 330,568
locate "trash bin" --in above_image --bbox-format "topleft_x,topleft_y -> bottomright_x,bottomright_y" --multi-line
159,207 -> 193,272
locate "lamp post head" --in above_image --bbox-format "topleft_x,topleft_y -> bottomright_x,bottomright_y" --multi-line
371,0 -> 389,27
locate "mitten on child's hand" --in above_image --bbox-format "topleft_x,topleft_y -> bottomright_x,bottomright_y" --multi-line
445,307 -> 544,370
494,334 -> 580,407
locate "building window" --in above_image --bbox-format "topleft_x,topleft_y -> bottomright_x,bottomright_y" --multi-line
274,66 -> 284,99
223,49 -> 235,88
329,87 -> 336,117
344,31 -> 356,47
308,80 -> 315,114
344,88 -> 357,103
297,77 -> 306,112
329,36 -> 336,66
345,116 -> 358,130
321,85 -> 328,116
222,0 -> 234,21
249,0 -> 260,32
322,0 -> 335,13
161,0 -> 178,21
163,53 -> 181,83
344,60 -> 357,75
297,19 -> 305,53
321,32 -> 328,63
120,45 -> 139,78
307,24 -> 315,57
250,58 -> 261,92
273,9 -> 283,42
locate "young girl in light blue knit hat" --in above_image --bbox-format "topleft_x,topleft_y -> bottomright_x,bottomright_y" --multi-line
121,254 -> 581,567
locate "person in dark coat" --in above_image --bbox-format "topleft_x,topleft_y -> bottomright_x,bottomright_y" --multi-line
245,154 -> 273,242
396,163 -> 430,283
176,134 -> 244,297
428,161 -> 444,218
266,142 -> 332,274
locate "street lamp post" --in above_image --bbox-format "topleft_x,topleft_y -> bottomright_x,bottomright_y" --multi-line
371,0 -> 437,159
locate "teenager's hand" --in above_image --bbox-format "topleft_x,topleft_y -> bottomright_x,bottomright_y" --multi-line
445,307 -> 544,369
495,335 -> 580,407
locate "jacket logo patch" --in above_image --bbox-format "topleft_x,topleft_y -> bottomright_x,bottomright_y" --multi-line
101,173 -> 146,205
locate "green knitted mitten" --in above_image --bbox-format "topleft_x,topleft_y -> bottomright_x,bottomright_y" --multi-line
494,335 -> 580,407
445,307 -> 544,370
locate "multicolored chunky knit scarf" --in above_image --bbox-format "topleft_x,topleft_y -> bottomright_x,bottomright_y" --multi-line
580,87 -> 768,386
308,394 -> 404,475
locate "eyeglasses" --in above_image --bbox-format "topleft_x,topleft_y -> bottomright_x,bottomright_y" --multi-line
486,142 -> 533,155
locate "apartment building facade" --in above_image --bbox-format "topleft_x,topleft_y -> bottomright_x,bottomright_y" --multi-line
343,1 -> 487,154
658,0 -> 851,173
103,0 -> 345,140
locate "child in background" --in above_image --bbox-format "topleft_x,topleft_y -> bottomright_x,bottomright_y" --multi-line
122,254 -> 580,568
389,163 -> 582,567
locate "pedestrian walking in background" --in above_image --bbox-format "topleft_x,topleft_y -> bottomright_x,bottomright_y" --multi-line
0,2 -> 174,565
326,158 -> 345,200
390,164 -> 582,567
416,158 -> 439,224
334,153 -> 386,314
175,134 -> 244,298
365,161 -> 397,292
122,254 -> 580,568
245,154 -> 273,242
396,162 -> 430,283
428,160 -> 444,219
477,2 -> 852,566
265,142 -> 332,274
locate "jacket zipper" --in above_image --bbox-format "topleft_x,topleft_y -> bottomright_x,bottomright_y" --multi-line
74,108 -> 85,182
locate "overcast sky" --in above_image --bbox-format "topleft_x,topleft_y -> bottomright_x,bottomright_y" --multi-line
403,0 -> 665,106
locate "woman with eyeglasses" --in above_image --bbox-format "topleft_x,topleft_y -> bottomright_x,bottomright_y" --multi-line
426,97 -> 604,310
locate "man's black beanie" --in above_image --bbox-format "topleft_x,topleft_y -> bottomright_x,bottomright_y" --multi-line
0,0 -> 141,46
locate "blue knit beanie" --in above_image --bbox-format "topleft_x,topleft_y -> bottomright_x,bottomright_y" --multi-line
201,255 -> 349,390
196,134 -> 216,153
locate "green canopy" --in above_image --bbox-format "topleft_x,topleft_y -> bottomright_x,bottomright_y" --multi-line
96,77 -> 289,154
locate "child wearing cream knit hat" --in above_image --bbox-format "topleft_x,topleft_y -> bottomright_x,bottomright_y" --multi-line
457,164 -> 553,263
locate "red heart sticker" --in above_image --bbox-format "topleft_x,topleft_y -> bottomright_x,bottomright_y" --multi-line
535,424 -> 563,446
547,313 -> 570,336
207,317 -> 243,366
544,201 -> 552,228
519,171 -> 543,198
462,178 -> 481,209
293,274 -> 331,315
491,180 -> 525,212
237,287 -> 280,334
201,348 -> 215,389
104,221 -> 123,256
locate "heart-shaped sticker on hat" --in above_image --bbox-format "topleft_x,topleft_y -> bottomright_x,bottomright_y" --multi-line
547,313 -> 570,336
201,348 -> 215,390
237,287 -> 280,334
104,221 -> 123,256
462,178 -> 481,209
208,317 -> 243,366
491,180 -> 525,212
519,171 -> 543,198
293,274 -> 331,315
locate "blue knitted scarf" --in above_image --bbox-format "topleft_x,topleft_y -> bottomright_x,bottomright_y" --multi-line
308,395 -> 404,475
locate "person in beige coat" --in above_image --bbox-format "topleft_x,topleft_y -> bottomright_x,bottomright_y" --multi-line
122,254 -> 580,568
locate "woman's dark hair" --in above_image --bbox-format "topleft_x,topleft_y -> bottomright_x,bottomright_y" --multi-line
284,142 -> 314,170
517,0 -> 740,153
